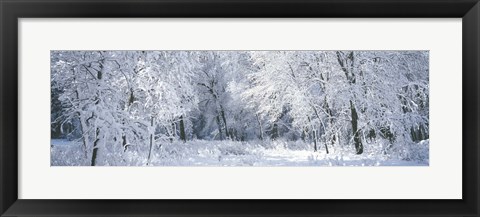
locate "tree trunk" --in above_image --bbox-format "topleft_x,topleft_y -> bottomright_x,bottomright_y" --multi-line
350,100 -> 363,154
256,114 -> 264,140
171,122 -> 177,138
179,115 -> 186,142
324,96 -> 336,146
90,56 -> 104,166
220,107 -> 230,139
122,134 -> 128,152
77,114 -> 89,158
147,117 -> 155,165
307,116 -> 318,152
90,127 -> 100,166
216,115 -> 223,140
271,123 -> 279,139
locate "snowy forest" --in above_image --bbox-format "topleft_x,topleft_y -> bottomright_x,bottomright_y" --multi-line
51,50 -> 429,166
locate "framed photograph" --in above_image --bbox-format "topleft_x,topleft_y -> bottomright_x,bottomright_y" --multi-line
1,0 -> 478,216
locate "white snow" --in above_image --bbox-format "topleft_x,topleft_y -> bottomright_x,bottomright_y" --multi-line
51,139 -> 428,166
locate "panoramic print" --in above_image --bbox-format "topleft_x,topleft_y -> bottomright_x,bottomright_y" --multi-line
51,51 -> 429,166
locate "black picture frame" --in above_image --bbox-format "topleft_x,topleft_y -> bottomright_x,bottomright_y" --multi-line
1,0 -> 479,216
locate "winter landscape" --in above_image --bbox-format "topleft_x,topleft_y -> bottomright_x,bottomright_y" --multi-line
51,51 -> 429,166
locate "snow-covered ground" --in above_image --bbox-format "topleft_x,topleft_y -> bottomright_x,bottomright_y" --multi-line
51,139 -> 428,166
